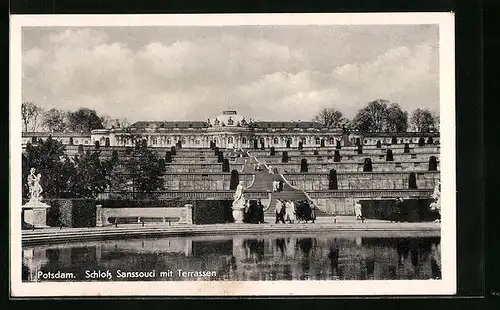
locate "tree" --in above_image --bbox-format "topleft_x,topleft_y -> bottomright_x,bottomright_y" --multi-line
353,99 -> 389,132
72,150 -> 108,198
386,103 -> 409,132
42,108 -> 68,132
21,102 -> 43,132
410,108 -> 436,132
313,108 -> 344,128
123,144 -> 165,199
67,108 -> 104,132
22,136 -> 74,199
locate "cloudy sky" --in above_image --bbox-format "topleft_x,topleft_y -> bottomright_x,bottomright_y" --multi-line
22,25 -> 439,122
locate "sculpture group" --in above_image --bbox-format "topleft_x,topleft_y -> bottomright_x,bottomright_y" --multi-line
27,168 -> 43,202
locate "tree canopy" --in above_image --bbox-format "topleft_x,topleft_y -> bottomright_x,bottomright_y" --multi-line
313,108 -> 344,128
67,108 -> 104,132
21,102 -> 44,132
410,108 -> 437,132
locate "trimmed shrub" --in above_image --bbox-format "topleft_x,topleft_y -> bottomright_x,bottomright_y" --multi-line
31,136 -> 37,144
229,169 -> 239,190
363,158 -> 373,172
282,151 -> 289,163
193,200 -> 233,224
409,172 -> 418,189
328,169 -> 338,190
158,158 -> 165,169
47,199 -> 96,228
94,141 -> 100,150
404,143 -> 410,153
111,150 -> 119,163
270,147 -> 275,156
300,158 -> 308,172
141,139 -> 148,148
386,149 -> 394,161
165,151 -> 172,163
418,137 -> 425,146
222,158 -> 230,172
176,140 -> 182,149
376,140 -> 381,148
334,150 -> 341,162
214,146 -> 219,156
429,156 -> 438,171
171,146 -> 177,155
357,144 -> 363,154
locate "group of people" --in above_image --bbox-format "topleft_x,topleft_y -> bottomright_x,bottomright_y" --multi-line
272,180 -> 284,192
243,199 -> 265,224
274,198 -> 316,224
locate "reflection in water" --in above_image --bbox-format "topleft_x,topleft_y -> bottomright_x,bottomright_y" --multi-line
22,235 -> 441,282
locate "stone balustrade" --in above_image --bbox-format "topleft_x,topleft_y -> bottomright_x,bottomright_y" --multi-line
284,171 -> 439,191
248,146 -> 440,156
162,173 -> 254,191
164,163 -> 244,173
267,160 -> 438,173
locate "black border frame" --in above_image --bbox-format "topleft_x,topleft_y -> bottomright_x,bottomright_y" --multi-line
7,0 -> 488,307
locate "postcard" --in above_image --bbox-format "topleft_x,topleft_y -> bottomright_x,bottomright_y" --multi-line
10,13 -> 456,296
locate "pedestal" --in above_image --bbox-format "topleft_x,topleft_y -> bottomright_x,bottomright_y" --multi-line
232,205 -> 245,223
22,201 -> 51,228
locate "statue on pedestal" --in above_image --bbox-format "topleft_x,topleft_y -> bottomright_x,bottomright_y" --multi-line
28,168 -> 43,202
232,181 -> 246,223
23,168 -> 50,228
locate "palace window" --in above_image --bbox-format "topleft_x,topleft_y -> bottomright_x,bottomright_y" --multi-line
228,137 -> 234,144
301,137 -> 306,143
196,140 -> 200,145
329,137 -> 335,145
152,137 -> 158,145
273,137 -> 279,144
315,138 -> 321,145
242,137 -> 247,144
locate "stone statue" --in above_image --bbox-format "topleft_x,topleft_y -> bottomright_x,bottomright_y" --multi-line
232,181 -> 246,223
23,168 -> 50,228
28,168 -> 43,202
232,181 -> 246,208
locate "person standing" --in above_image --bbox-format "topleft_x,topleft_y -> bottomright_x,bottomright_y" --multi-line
275,199 -> 285,224
392,197 -> 403,223
285,200 -> 296,223
355,200 -> 364,222
257,199 -> 265,224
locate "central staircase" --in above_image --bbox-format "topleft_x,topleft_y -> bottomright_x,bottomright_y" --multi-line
242,150 -> 327,215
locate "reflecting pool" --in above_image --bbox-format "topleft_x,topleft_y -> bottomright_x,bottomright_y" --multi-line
22,234 -> 441,281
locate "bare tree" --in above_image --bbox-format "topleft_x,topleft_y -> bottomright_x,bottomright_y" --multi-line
410,108 -> 436,132
313,108 -> 344,128
43,108 -> 68,132
21,102 -> 43,132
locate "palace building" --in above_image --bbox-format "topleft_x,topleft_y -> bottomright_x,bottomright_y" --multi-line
21,110 -> 440,149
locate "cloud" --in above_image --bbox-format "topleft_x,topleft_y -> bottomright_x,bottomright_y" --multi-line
22,27 -> 439,122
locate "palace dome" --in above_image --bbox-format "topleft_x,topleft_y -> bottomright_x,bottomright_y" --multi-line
209,110 -> 247,127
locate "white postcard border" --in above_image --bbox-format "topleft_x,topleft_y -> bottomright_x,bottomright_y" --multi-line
10,13 -> 456,297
